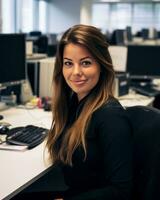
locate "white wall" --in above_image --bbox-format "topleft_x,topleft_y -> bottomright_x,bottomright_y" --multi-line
48,0 -> 82,33
80,0 -> 92,25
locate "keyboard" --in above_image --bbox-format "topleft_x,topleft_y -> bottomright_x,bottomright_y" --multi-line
132,85 -> 160,97
6,125 -> 48,149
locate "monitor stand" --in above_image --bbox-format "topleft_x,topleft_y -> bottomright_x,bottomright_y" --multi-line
130,78 -> 160,97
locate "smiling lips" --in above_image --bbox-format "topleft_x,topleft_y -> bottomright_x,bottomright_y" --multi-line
71,79 -> 87,86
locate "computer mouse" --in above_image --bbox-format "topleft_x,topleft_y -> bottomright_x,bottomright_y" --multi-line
0,125 -> 9,135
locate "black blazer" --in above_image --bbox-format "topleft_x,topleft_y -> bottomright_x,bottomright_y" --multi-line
59,96 -> 133,200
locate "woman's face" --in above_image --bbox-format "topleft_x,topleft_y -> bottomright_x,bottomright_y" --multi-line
62,43 -> 101,101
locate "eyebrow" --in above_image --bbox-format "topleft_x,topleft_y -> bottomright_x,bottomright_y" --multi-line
63,56 -> 92,61
63,58 -> 72,61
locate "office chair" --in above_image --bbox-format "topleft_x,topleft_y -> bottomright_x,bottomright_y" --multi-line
157,31 -> 160,39
29,31 -> 42,37
34,35 -> 48,53
126,26 -> 133,42
126,106 -> 160,200
110,29 -> 125,45
141,28 -> 149,40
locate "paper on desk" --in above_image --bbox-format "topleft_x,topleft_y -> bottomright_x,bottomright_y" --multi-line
0,142 -> 28,151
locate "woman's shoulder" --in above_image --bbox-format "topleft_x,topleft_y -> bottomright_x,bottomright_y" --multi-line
88,98 -> 131,138
96,98 -> 125,114
92,98 -> 128,123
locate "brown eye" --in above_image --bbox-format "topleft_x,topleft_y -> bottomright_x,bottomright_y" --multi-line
81,60 -> 92,67
63,61 -> 73,67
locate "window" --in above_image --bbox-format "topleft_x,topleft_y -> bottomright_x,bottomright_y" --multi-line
20,0 -> 34,32
38,0 -> 48,33
110,3 -> 131,31
1,0 -> 48,33
92,3 -> 131,33
1,0 -> 16,33
92,4 -> 110,33
154,3 -> 160,29
92,2 -> 160,34
132,4 -> 153,31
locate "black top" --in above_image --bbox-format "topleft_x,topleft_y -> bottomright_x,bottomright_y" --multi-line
60,95 -> 133,200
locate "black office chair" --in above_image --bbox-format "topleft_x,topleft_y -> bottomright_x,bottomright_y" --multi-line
126,106 -> 160,200
141,28 -> 149,40
110,29 -> 125,45
29,31 -> 42,37
126,26 -> 133,42
34,35 -> 48,53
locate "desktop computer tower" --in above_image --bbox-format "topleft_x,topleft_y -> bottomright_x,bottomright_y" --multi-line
26,62 -> 40,96
39,58 -> 55,97
26,58 -> 55,98
114,73 -> 129,97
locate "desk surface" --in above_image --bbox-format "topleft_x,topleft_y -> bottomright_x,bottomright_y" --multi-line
118,92 -> 154,107
0,107 -> 52,200
26,53 -> 47,61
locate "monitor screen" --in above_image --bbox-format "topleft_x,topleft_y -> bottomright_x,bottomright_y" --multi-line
126,45 -> 160,79
0,34 -> 26,87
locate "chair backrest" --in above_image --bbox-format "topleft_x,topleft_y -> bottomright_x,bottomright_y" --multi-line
126,26 -> 133,42
126,106 -> 160,200
35,35 -> 48,53
110,29 -> 125,45
29,31 -> 42,37
141,28 -> 149,40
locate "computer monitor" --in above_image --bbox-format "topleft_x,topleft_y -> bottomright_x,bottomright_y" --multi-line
126,45 -> 160,81
0,34 -> 26,88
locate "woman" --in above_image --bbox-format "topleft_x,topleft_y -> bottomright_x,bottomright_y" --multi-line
46,24 -> 132,200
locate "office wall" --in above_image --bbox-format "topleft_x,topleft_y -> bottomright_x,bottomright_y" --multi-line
48,0 -> 82,33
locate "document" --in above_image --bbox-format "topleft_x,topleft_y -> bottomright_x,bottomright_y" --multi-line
0,142 -> 28,151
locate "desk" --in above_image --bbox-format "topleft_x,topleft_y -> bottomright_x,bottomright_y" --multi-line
0,107 -> 52,200
0,93 -> 155,200
118,92 -> 154,107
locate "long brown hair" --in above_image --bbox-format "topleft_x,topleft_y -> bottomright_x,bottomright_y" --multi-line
46,24 -> 115,165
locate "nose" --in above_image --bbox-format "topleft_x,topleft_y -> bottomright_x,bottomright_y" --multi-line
72,64 -> 82,76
